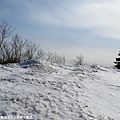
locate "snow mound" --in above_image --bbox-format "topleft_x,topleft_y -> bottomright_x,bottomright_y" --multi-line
90,64 -> 110,72
14,60 -> 58,73
18,60 -> 40,68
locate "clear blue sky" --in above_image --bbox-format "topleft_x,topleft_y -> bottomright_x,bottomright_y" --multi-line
0,0 -> 120,66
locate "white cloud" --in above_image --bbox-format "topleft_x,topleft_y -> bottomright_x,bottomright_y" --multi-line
25,0 -> 120,39
25,1 -> 62,26
63,0 -> 120,39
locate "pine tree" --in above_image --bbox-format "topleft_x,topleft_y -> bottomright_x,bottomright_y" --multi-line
114,51 -> 120,69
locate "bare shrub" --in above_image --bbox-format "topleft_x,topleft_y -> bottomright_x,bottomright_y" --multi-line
71,55 -> 84,67
24,41 -> 44,61
46,52 -> 65,65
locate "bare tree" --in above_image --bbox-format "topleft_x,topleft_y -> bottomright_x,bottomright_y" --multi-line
0,41 -> 13,63
24,41 -> 38,60
46,52 -> 66,65
24,41 -> 44,61
0,20 -> 15,47
71,55 -> 84,67
52,53 -> 64,65
11,34 -> 27,62
46,52 -> 54,63
35,49 -> 44,60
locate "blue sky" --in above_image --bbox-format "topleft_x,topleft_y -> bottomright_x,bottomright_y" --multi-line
0,0 -> 120,66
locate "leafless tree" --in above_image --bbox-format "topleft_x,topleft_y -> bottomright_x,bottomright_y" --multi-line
35,49 -> 44,60
46,52 -> 54,63
46,52 -> 66,65
71,55 -> 84,67
11,34 -> 27,62
0,41 -> 13,63
24,41 -> 38,60
52,53 -> 64,65
24,41 -> 44,61
0,20 -> 15,47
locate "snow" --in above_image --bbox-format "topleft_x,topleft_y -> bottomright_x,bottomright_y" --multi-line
0,60 -> 120,120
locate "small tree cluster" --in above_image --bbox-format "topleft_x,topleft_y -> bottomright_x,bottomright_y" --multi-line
0,20 -> 44,64
0,20 -> 84,66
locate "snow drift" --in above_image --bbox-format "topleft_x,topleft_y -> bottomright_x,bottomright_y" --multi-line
0,60 -> 120,120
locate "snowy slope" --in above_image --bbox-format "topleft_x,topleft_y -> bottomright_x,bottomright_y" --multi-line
0,60 -> 120,120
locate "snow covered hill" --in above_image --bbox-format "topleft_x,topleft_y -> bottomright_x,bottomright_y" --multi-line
0,60 -> 120,120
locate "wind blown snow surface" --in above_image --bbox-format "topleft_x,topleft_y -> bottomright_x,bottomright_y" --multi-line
0,60 -> 120,120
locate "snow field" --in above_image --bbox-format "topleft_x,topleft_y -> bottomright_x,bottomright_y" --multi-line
0,61 -> 119,120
